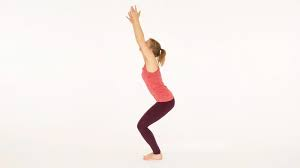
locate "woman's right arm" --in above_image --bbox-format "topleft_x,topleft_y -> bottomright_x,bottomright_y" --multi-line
126,5 -> 156,64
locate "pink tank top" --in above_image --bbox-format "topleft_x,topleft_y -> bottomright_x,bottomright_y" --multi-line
141,64 -> 174,102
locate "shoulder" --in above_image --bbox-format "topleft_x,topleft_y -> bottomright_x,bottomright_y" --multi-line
144,62 -> 159,73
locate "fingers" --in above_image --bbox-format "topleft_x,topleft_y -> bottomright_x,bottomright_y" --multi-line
128,11 -> 132,18
128,5 -> 140,19
129,6 -> 134,15
126,16 -> 132,23
130,5 -> 138,13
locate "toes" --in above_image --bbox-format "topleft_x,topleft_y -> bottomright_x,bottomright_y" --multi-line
143,153 -> 163,160
143,155 -> 162,160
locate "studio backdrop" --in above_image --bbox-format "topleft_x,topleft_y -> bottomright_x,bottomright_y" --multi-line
0,0 -> 299,167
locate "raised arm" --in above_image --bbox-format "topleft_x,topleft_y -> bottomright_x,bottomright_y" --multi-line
126,5 -> 156,63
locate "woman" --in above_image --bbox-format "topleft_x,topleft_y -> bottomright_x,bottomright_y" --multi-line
126,5 -> 175,161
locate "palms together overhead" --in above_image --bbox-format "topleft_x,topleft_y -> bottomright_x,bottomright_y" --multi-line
126,5 -> 141,23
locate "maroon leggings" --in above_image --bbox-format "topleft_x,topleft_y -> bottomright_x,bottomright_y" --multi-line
137,98 -> 175,154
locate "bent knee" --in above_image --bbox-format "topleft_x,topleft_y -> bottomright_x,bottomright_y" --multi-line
137,121 -> 147,130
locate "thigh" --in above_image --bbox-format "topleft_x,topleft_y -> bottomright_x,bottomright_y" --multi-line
138,100 -> 174,127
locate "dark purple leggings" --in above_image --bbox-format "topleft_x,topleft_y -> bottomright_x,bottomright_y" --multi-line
137,98 -> 175,154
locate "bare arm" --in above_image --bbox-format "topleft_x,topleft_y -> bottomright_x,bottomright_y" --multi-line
126,5 -> 156,63
131,20 -> 156,64
126,5 -> 145,47
131,19 -> 145,47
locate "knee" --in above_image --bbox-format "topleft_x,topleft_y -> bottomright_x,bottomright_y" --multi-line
137,121 -> 146,131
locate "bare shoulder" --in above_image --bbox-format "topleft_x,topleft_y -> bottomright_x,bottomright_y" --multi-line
138,41 -> 159,72
145,60 -> 159,73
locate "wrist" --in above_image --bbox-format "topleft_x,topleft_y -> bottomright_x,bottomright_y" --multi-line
132,19 -> 140,24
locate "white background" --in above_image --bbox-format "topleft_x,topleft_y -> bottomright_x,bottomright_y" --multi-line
0,0 -> 299,167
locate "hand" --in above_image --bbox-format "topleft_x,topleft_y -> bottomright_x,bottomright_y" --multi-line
126,5 -> 141,23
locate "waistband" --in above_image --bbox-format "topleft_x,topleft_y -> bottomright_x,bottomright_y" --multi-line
157,97 -> 175,103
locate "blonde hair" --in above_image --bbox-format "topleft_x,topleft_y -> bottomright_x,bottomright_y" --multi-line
148,38 -> 166,67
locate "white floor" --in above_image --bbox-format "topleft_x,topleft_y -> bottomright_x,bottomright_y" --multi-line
2,143 -> 299,168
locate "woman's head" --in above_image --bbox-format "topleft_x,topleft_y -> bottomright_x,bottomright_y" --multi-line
146,38 -> 166,66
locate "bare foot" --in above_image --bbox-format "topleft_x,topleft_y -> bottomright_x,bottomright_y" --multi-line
143,152 -> 163,160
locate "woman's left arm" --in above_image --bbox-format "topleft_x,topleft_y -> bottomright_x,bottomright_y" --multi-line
126,5 -> 146,47
127,5 -> 157,64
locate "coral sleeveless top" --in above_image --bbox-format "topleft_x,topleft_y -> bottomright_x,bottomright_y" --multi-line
141,64 -> 174,102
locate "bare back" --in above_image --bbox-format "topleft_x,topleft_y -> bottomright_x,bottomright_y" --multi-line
144,59 -> 159,72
